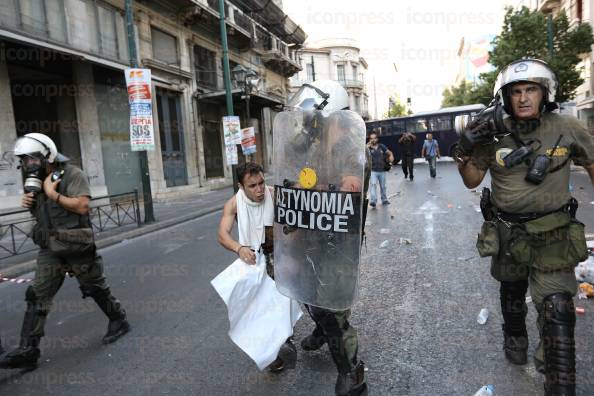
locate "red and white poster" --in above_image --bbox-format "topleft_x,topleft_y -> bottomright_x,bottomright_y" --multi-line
125,68 -> 155,151
241,127 -> 257,155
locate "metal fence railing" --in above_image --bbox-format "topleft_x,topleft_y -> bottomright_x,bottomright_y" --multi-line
0,190 -> 141,260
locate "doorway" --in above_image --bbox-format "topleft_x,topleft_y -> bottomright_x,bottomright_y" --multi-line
156,90 -> 188,187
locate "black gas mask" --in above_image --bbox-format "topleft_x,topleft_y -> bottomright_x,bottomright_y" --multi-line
19,154 -> 49,194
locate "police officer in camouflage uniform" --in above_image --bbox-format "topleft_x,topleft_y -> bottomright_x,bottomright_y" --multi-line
457,59 -> 594,395
0,133 -> 130,370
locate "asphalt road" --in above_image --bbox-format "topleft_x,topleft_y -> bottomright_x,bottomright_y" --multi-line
0,161 -> 593,395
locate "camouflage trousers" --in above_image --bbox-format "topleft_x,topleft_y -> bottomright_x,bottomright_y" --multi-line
491,221 -> 578,371
265,253 -> 360,374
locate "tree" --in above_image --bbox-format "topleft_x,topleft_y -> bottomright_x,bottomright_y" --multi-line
441,6 -> 594,107
384,96 -> 411,118
442,79 -> 493,107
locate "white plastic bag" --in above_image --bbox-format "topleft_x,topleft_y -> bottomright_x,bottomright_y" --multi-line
575,255 -> 594,284
211,253 -> 302,370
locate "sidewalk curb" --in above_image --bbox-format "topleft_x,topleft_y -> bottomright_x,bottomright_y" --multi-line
1,204 -> 224,279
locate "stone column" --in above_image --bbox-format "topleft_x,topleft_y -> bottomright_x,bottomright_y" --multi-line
72,61 -> 108,197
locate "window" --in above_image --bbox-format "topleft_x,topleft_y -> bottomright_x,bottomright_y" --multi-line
67,0 -> 99,53
429,116 -> 452,131
151,27 -> 178,65
98,5 -> 117,58
390,120 -> 406,134
572,0 -> 583,21
354,95 -> 360,113
19,0 -> 46,33
408,118 -> 428,133
336,64 -> 345,82
306,63 -> 314,81
352,65 -> 358,81
195,45 -> 217,89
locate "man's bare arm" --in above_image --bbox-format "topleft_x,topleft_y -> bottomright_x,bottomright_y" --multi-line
457,156 -> 487,189
218,197 -> 240,253
386,149 -> 394,163
217,196 -> 256,264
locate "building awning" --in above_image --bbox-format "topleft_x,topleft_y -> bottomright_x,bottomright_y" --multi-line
194,89 -> 285,106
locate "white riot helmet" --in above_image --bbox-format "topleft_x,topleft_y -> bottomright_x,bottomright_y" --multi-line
14,133 -> 68,163
493,58 -> 558,115
288,80 -> 349,114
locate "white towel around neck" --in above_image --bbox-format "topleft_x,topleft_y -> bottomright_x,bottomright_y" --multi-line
236,187 -> 274,250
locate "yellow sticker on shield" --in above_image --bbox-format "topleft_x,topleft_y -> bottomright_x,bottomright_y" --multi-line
299,167 -> 317,189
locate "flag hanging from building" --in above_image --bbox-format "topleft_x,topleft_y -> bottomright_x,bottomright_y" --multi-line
125,68 -> 155,151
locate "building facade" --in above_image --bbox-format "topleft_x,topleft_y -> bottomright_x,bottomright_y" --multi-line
532,0 -> 594,127
289,38 -> 370,120
0,0 -> 304,212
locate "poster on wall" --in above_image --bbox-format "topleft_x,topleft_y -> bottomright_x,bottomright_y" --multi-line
125,68 -> 155,151
225,144 -> 238,165
223,116 -> 241,145
241,127 -> 257,155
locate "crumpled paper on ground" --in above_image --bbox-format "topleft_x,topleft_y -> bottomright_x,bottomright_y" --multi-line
211,254 -> 302,370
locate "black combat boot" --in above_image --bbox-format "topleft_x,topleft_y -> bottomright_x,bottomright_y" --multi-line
500,280 -> 529,365
335,360 -> 367,396
543,293 -> 576,396
502,325 -> 528,365
81,286 -> 130,344
301,325 -> 327,351
0,341 -> 40,370
0,287 -> 44,370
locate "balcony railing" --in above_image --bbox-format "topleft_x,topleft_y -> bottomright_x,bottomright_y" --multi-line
337,79 -> 365,89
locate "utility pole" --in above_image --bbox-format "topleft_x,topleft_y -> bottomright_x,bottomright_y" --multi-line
218,0 -> 239,192
124,0 -> 155,223
547,14 -> 554,58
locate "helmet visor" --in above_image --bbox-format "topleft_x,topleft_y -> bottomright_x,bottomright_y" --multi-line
287,85 -> 327,111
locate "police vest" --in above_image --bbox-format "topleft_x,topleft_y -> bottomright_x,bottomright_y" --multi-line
32,165 -> 91,247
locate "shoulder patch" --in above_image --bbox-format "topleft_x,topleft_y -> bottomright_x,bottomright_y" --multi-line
495,148 -> 513,167
546,146 -> 569,157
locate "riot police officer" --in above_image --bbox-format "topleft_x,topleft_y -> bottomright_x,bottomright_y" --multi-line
274,80 -> 368,395
457,59 -> 594,395
0,133 -> 130,370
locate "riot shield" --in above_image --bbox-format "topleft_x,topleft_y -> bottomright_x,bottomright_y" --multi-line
272,109 -> 366,310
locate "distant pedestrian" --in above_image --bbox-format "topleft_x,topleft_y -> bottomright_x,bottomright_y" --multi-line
421,133 -> 440,178
399,132 -> 416,181
367,132 -> 393,206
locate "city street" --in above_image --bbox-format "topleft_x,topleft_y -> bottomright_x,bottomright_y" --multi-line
1,161 -> 593,395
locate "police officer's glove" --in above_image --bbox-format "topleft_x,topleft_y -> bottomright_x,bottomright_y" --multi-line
457,122 -> 494,156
